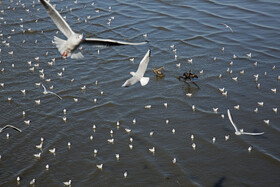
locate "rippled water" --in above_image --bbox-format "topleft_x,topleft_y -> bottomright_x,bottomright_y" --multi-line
0,0 -> 280,186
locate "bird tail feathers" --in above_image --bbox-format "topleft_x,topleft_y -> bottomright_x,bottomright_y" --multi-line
54,36 -> 67,55
140,77 -> 149,86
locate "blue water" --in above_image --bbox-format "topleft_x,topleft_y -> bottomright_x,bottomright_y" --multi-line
0,0 -> 279,186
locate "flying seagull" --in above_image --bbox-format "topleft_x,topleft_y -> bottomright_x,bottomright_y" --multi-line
219,23 -> 233,33
40,0 -> 147,59
122,49 -> 151,87
227,109 -> 264,136
42,83 -> 62,100
0,125 -> 22,133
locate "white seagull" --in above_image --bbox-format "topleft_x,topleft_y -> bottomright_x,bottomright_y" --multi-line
42,84 -> 62,99
219,23 -> 233,33
39,0 -> 147,58
122,49 -> 151,87
0,125 -> 22,133
227,109 -> 264,136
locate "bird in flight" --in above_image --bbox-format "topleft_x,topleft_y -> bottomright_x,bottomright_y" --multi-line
0,125 -> 22,133
122,49 -> 151,87
39,0 -> 147,58
219,23 -> 234,33
227,109 -> 264,136
42,84 -> 62,100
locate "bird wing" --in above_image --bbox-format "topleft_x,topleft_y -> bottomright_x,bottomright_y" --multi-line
241,131 -> 264,136
0,125 -> 22,133
135,49 -> 151,78
41,83 -> 47,92
40,0 -> 74,38
227,109 -> 240,133
122,76 -> 139,87
83,37 -> 148,46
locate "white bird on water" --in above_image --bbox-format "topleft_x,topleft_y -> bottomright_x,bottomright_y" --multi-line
39,0 -> 146,58
227,109 -> 264,136
42,84 -> 62,99
122,49 -> 151,87
63,180 -> 71,186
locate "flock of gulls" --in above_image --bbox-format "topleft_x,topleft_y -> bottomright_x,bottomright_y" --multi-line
0,0 -> 279,186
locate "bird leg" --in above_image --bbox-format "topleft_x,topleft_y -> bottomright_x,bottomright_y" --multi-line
62,50 -> 70,57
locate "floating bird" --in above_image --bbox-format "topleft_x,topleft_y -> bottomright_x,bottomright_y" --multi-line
152,66 -> 165,77
254,108 -> 258,113
191,134 -> 194,141
225,135 -> 230,141
96,164 -> 103,170
34,152 -> 41,158
234,105 -> 240,110
246,53 -> 252,58
227,109 -> 264,136
42,84 -> 62,99
192,143 -> 196,150
124,170 -> 128,178
145,105 -> 152,109
149,147 -> 155,153
192,105 -> 195,111
49,148 -> 56,154
0,125 -> 22,133
39,0 -> 146,58
172,158 -> 177,164
36,142 -> 43,149
115,153 -> 120,160
107,138 -> 114,144
63,180 -> 71,186
46,164 -> 49,170
212,137 -> 216,143
213,108 -> 218,113
248,146 -> 252,152
177,71 -> 198,81
219,23 -> 233,32
122,49 -> 151,87
264,120 -> 270,125
258,102 -> 264,107
24,120 -> 30,125
272,108 -> 277,114
271,88 -> 276,94
30,179 -> 36,185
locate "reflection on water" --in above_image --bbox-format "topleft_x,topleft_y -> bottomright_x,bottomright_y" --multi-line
0,0 -> 280,186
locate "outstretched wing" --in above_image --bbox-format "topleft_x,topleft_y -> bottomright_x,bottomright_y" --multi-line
227,109 -> 239,133
122,76 -> 139,87
135,49 -> 151,78
84,38 -> 148,46
242,131 -> 264,136
0,125 -> 22,133
40,0 -> 74,38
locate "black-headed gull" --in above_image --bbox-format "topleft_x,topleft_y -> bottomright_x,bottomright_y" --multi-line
40,0 -> 147,59
122,49 -> 151,87
227,109 -> 264,136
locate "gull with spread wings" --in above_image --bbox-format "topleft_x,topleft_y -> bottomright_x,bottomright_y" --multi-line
40,0 -> 147,59
122,49 -> 151,87
0,125 -> 22,133
42,84 -> 62,100
227,109 -> 264,136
